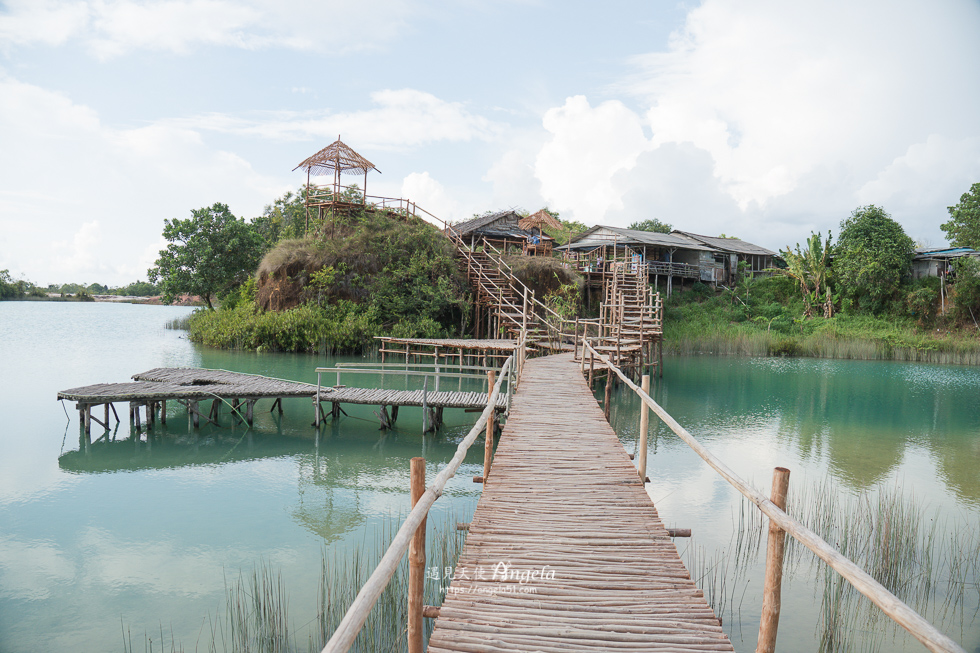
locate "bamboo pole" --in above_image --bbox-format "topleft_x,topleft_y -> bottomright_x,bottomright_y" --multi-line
638,375 -> 650,483
757,467 -> 790,653
583,341 -> 965,653
603,370 -> 612,421
321,357 -> 512,653
484,370 -> 496,481
408,457 -> 426,653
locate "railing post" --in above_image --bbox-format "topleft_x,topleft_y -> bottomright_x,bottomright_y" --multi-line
408,457 -> 426,653
638,375 -> 650,482
757,467 -> 791,653
603,367 -> 612,421
484,370 -> 496,481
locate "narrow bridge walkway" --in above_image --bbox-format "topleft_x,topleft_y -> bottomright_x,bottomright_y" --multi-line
428,353 -> 734,652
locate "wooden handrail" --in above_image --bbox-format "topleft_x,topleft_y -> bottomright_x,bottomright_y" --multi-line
582,339 -> 966,653
320,355 -> 514,653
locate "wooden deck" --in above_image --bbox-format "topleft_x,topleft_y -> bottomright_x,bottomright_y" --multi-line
428,353 -> 733,652
58,368 -> 504,410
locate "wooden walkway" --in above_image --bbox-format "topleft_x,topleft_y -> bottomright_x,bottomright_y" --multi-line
428,353 -> 733,652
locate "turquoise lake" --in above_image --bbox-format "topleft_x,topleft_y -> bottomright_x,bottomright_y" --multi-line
0,301 -> 977,652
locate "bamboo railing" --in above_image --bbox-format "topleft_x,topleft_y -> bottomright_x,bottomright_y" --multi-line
581,338 -> 966,653
319,353 -> 518,653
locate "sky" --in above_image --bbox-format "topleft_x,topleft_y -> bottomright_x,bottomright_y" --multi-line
1,0 -> 979,287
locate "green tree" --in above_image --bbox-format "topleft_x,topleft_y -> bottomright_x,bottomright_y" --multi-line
0,269 -> 20,299
779,231 -> 833,318
252,187 -> 308,246
628,218 -> 673,233
148,203 -> 265,309
536,209 -> 588,247
835,205 -> 915,313
940,182 -> 980,248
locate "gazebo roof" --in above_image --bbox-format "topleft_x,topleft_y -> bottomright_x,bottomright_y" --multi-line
293,138 -> 380,177
519,209 -> 562,232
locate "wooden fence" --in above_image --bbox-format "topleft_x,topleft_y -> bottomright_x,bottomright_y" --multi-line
581,338 -> 966,653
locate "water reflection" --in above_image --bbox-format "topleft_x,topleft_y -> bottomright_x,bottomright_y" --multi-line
654,356 -> 980,504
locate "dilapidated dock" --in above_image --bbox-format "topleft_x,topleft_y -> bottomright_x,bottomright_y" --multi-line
58,367 -> 505,435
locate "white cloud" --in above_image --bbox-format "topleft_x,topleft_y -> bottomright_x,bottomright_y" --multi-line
400,171 -> 459,225
533,96 -> 649,223
0,535 -> 76,600
186,89 -> 503,149
0,75 -> 282,285
483,149 -> 542,212
0,0 -> 416,58
524,0 -> 980,249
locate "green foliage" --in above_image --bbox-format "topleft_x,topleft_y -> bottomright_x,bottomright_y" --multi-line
195,210 -> 470,353
111,281 -> 160,296
148,202 -> 266,309
628,218 -> 673,233
542,214 -> 588,247
834,205 -> 915,314
0,270 -> 20,299
779,231 -> 833,318
940,182 -> 980,248
252,187 -> 309,246
950,257 -> 980,326
904,277 -> 940,326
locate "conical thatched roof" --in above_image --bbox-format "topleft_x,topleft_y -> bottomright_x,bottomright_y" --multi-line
519,209 -> 562,232
293,138 -> 380,177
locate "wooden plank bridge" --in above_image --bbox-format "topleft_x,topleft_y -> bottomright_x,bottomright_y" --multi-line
427,352 -> 733,652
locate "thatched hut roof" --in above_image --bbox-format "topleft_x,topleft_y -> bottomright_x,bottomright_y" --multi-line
293,138 -> 380,177
519,209 -> 562,232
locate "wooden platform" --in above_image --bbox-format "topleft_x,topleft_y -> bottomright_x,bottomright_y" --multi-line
428,353 -> 733,652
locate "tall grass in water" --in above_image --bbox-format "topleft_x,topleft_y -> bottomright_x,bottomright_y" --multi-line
165,315 -> 191,331
684,477 -> 980,652
122,510 -> 467,653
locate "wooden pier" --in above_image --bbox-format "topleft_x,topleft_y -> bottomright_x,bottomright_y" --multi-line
58,367 -> 505,434
427,353 -> 733,652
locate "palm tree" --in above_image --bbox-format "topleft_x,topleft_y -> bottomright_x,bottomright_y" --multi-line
779,231 -> 833,318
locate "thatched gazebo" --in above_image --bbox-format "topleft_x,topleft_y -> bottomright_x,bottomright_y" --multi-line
519,209 -> 562,234
293,137 -> 380,231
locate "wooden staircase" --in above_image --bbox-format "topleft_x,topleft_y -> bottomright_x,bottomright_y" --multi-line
592,260 -> 663,373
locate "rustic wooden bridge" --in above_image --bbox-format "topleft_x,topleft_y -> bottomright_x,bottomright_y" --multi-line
427,352 -> 732,652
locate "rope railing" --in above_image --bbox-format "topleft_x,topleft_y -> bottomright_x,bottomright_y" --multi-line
320,354 -> 515,653
581,338 -> 966,653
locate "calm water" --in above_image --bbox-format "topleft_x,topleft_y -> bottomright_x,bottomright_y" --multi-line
0,301 -> 977,652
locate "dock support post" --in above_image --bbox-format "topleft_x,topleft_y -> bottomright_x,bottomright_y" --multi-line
603,370 -> 612,421
189,401 -> 199,429
484,370 -> 495,482
160,400 -> 166,424
408,457 -> 426,653
638,375 -> 650,483
757,467 -> 791,653
246,399 -> 255,426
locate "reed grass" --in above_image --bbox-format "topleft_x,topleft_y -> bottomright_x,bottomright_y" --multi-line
165,316 -> 191,331
122,510 -> 467,653
683,476 -> 980,652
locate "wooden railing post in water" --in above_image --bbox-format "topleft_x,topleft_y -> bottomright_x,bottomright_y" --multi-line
408,457 -> 426,653
638,375 -> 650,482
484,370 -> 495,481
757,467 -> 790,653
603,368 -> 612,421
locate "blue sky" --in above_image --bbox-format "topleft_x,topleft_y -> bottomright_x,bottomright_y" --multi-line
2,0 -> 979,286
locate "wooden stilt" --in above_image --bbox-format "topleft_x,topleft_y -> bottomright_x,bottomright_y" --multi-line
408,457 -> 426,653
757,467 -> 791,653
603,371 -> 612,421
160,400 -> 166,424
484,370 -> 495,482
638,375 -> 650,483
246,399 -> 255,426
